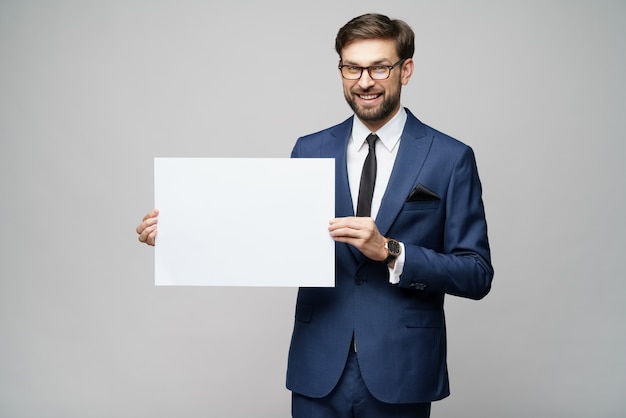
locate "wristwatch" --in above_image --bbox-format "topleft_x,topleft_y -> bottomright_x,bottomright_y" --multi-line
383,238 -> 401,265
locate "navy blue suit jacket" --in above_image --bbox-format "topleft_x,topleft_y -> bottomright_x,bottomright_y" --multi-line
286,109 -> 493,404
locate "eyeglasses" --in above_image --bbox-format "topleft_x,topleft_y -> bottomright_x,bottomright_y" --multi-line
338,59 -> 406,80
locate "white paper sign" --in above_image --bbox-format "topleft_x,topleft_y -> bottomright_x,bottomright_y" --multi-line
154,158 -> 335,287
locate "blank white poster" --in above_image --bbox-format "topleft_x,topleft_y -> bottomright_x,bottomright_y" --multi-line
154,158 -> 335,286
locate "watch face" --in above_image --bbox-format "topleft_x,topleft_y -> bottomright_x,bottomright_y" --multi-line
387,239 -> 401,256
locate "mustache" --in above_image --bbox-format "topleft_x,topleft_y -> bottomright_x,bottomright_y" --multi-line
351,88 -> 383,95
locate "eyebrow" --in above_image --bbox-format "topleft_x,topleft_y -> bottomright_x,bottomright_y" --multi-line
342,59 -> 393,66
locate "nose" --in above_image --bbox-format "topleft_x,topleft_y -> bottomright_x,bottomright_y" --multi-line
358,69 -> 376,89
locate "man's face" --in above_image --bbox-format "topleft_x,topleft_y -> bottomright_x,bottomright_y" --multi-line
340,39 -> 413,131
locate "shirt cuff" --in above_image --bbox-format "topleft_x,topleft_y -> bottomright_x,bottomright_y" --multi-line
388,242 -> 405,284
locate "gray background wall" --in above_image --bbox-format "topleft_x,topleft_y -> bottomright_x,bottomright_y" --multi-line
1,1 -> 624,417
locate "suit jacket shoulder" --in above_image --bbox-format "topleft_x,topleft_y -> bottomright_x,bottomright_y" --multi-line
404,109 -> 472,153
290,116 -> 353,158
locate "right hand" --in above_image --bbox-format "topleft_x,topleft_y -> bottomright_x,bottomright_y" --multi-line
136,208 -> 159,246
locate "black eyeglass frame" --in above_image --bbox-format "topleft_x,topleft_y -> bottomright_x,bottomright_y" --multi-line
338,59 -> 407,80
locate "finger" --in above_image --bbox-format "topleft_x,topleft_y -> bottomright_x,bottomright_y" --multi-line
142,208 -> 159,222
329,226 -> 366,240
146,230 -> 157,246
136,215 -> 158,235
328,218 -> 355,232
137,209 -> 158,240
140,209 -> 159,227
329,220 -> 375,238
329,216 -> 374,229
138,224 -> 157,243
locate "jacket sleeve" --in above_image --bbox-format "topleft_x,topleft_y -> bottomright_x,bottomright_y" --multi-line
398,146 -> 494,300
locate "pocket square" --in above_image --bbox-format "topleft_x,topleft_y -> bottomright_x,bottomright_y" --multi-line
406,183 -> 440,202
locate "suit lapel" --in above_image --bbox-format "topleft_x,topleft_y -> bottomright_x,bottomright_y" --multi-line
322,116 -> 365,262
376,110 -> 433,237
323,111 -> 433,260
323,117 -> 354,218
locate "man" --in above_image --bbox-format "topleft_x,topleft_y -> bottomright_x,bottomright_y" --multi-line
137,13 -> 493,418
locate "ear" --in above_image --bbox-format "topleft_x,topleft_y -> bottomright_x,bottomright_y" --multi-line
400,58 -> 414,85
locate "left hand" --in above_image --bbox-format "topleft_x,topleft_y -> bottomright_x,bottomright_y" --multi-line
328,217 -> 387,261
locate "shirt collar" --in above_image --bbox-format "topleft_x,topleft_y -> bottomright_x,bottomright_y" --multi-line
351,107 -> 407,152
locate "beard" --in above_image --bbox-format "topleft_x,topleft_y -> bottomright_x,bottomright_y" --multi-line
344,83 -> 402,124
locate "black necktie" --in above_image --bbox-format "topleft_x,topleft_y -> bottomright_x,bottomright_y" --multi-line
356,133 -> 378,217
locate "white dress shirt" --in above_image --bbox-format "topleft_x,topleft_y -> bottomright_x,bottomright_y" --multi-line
346,107 -> 407,284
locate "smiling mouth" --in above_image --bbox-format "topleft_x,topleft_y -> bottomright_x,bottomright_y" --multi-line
357,93 -> 382,101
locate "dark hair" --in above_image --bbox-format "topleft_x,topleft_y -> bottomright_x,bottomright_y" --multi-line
335,13 -> 415,60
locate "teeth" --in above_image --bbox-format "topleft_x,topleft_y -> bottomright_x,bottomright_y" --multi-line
359,94 -> 379,100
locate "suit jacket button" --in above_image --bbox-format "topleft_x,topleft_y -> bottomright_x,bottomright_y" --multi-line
355,276 -> 364,285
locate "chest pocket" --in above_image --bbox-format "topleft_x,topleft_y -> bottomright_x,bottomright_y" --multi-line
402,200 -> 440,211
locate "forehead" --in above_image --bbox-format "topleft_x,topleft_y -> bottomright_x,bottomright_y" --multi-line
341,38 -> 398,65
